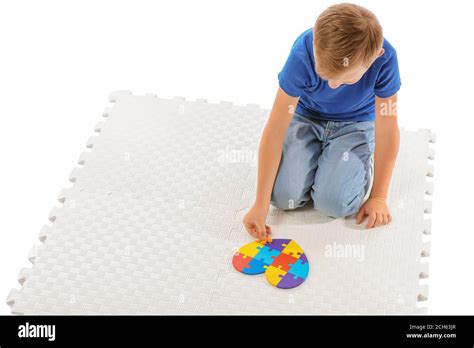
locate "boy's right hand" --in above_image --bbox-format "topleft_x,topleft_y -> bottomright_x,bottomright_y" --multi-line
243,204 -> 272,240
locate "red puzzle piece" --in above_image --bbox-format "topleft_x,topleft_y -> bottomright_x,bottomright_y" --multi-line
232,252 -> 252,272
270,252 -> 298,272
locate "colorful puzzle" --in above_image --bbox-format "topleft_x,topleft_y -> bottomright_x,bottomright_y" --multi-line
232,239 -> 310,289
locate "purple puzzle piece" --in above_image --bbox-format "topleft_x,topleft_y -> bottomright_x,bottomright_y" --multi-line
299,253 -> 308,263
265,238 -> 292,252
277,272 -> 306,289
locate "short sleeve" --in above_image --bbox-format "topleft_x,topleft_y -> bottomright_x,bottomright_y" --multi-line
374,48 -> 401,98
278,33 -> 317,97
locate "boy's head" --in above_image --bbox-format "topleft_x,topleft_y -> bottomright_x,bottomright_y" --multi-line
313,3 -> 384,89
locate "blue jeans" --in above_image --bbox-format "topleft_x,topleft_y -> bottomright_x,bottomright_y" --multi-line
270,113 -> 375,218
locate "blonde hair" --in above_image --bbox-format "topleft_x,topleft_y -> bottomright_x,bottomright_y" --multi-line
313,3 -> 383,79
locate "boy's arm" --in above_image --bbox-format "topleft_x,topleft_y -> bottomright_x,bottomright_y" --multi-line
356,93 -> 400,228
255,87 -> 299,206
243,87 -> 299,239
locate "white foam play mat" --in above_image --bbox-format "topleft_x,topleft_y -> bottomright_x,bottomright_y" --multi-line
6,91 -> 435,314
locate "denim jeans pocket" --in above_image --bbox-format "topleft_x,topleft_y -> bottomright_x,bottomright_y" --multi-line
284,117 -> 312,145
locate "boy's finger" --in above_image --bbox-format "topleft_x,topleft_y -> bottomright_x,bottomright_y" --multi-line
265,225 -> 272,234
254,228 -> 262,240
388,213 -> 392,223
243,223 -> 252,235
382,214 -> 389,225
379,213 -> 385,226
380,213 -> 386,226
249,225 -> 259,238
374,213 -> 383,227
264,226 -> 272,242
256,224 -> 266,239
366,212 -> 376,229
249,226 -> 257,238
355,208 -> 365,224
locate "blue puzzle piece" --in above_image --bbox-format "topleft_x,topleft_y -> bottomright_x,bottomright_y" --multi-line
254,245 -> 281,265
288,258 -> 309,278
242,258 -> 267,275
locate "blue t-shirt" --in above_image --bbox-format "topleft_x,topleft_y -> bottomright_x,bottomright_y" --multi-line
278,28 -> 401,122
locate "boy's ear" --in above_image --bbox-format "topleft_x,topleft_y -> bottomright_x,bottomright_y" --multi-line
377,48 -> 385,58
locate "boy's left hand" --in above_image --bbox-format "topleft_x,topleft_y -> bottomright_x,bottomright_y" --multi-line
356,197 -> 392,229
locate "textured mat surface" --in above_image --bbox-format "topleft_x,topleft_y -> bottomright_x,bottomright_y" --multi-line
6,91 -> 435,314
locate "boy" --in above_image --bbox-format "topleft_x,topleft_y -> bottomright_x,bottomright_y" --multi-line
243,3 -> 401,240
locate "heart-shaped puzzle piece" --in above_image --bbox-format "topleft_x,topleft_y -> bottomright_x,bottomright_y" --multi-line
232,239 -> 309,289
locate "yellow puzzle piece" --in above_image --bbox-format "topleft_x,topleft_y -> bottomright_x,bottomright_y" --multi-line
281,240 -> 304,258
238,240 -> 266,258
264,265 -> 287,287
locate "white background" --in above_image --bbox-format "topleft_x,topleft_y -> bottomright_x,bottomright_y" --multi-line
0,0 -> 473,314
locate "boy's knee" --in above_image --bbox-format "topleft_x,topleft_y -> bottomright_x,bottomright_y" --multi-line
270,192 -> 298,211
313,186 -> 363,218
314,198 -> 360,218
270,199 -> 293,211
271,185 -> 307,211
